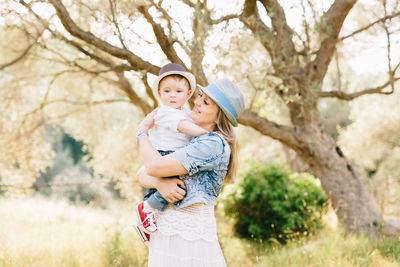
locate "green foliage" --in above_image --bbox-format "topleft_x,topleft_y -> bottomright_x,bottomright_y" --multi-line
376,236 -> 400,262
35,126 -> 86,195
61,132 -> 88,164
33,126 -> 120,206
224,164 -> 328,243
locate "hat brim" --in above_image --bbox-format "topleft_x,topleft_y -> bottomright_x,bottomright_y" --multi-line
152,71 -> 196,101
198,85 -> 238,127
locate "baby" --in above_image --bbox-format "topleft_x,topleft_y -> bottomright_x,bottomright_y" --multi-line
135,63 -> 207,244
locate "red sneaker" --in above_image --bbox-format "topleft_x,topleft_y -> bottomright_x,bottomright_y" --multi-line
135,202 -> 157,234
134,222 -> 150,245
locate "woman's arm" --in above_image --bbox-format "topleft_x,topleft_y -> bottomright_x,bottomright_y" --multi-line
137,166 -> 186,203
138,136 -> 188,177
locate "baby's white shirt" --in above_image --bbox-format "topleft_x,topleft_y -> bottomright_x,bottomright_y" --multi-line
149,104 -> 193,151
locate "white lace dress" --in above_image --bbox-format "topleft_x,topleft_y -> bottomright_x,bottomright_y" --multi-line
148,203 -> 226,267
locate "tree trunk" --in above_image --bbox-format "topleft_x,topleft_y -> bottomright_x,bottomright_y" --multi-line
282,145 -> 309,173
294,124 -> 382,233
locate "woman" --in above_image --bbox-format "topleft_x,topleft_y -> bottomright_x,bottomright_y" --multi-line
136,78 -> 245,266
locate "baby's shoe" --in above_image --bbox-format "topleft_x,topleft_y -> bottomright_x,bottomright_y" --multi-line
134,222 -> 150,246
135,202 -> 157,234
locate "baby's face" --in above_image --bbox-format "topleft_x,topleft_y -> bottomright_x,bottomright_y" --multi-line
159,77 -> 191,109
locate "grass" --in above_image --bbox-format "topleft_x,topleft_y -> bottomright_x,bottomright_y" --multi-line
218,210 -> 400,267
0,195 -> 399,267
0,195 -> 147,267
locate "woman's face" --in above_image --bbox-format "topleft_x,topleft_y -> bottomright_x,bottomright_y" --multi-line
190,90 -> 219,130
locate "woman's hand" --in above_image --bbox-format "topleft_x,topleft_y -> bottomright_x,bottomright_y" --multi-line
137,109 -> 157,133
137,166 -> 186,203
156,178 -> 186,203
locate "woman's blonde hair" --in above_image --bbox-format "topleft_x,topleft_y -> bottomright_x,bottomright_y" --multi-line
214,108 -> 239,183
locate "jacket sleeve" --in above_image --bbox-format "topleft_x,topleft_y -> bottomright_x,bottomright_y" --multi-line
174,133 -> 229,176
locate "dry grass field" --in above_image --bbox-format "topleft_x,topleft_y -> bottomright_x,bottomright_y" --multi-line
0,195 -> 399,267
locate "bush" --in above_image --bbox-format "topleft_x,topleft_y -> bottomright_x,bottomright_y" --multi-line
224,164 -> 328,243
51,166 -> 114,208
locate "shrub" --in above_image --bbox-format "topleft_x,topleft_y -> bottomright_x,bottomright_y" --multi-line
224,164 -> 328,243
51,166 -> 114,208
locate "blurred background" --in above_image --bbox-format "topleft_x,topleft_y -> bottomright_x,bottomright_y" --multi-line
1,0 -> 400,266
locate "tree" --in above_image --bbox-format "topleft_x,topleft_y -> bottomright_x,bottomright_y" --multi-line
2,0 -> 400,234
339,89 -> 400,216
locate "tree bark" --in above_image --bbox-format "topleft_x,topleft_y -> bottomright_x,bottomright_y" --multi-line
290,124 -> 382,233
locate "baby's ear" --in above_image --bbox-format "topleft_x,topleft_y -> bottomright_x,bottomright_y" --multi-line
187,89 -> 192,96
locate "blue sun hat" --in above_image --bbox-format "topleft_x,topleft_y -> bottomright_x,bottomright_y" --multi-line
198,78 -> 245,126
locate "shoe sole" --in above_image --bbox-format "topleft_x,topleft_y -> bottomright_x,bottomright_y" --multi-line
135,204 -> 157,234
134,223 -> 149,245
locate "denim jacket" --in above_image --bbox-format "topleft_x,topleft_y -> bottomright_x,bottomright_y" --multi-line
173,132 -> 231,209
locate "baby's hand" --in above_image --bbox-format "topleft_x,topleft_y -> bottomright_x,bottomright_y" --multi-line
137,108 -> 157,132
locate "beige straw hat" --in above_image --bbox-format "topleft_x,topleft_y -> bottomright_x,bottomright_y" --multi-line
152,63 -> 196,99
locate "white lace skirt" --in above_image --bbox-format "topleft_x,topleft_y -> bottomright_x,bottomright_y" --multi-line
148,203 -> 226,267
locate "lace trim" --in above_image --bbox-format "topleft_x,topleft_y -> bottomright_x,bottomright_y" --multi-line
155,203 -> 217,241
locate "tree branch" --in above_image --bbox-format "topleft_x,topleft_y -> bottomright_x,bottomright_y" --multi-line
58,37 -> 135,72
108,0 -> 127,49
0,43 -> 33,70
319,77 -> 400,100
19,1 -> 153,115
240,0 -> 290,78
0,23 -> 43,70
258,0 -> 296,51
334,50 -> 342,91
339,10 -> 400,41
48,0 -> 159,74
309,0 -> 357,85
24,98 -> 130,121
39,31 -> 152,111
151,1 -> 191,56
299,1 -> 311,55
382,0 -> 395,94
240,0 -> 273,51
37,42 -> 152,115
210,14 -> 240,24
141,72 -> 158,109
152,1 -> 174,35
238,109 -> 299,149
137,5 -> 186,67
39,38 -> 152,114
181,0 -> 196,8
247,75 -> 262,110
189,4 -> 211,86
115,72 -> 152,114
20,0 -> 129,73
240,0 -> 296,74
